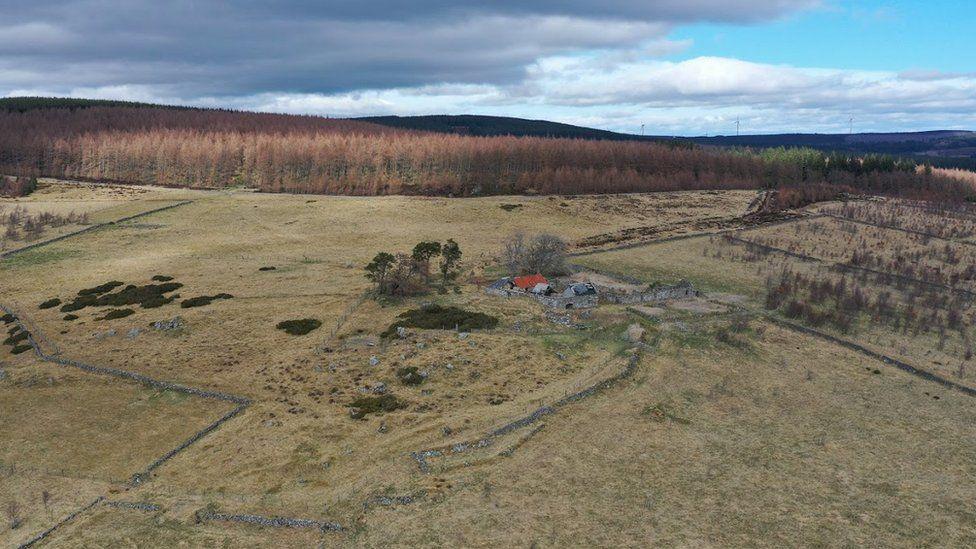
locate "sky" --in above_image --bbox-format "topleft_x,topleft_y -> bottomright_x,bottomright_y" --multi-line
1,0 -> 973,135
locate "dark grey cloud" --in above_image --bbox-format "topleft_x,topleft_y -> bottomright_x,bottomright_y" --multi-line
0,0 -> 818,97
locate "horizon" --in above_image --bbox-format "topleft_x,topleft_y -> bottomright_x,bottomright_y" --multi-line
1,1 -> 973,135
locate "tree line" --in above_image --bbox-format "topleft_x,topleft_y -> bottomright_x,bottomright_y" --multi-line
0,106 -> 970,203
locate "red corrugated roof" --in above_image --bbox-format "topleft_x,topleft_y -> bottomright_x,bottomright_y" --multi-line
513,273 -> 548,289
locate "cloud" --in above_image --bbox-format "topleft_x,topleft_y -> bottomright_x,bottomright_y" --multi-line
0,0 -> 816,96
3,1 -> 967,134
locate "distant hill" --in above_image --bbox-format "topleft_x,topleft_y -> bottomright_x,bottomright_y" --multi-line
359,114 -> 976,168
355,114 -> 663,141
689,130 -> 976,157
0,96 -> 199,113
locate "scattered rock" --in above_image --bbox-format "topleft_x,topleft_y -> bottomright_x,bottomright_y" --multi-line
396,326 -> 409,339
371,382 -> 388,394
151,317 -> 185,331
377,421 -> 388,433
0,368 -> 6,381
369,356 -> 380,367
458,332 -> 469,340
126,328 -> 142,339
94,329 -> 117,339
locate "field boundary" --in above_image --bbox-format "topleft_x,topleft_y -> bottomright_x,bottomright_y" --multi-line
196,510 -> 343,533
17,496 -> 105,549
724,235 -> 976,300
0,199 -> 194,259
767,315 -> 976,397
568,211 -> 814,257
821,213 -> 976,248
411,348 -> 644,473
1,303 -> 252,543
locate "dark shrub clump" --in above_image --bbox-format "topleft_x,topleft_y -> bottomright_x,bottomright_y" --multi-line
98,308 -> 135,320
1,313 -> 15,324
77,280 -> 124,296
180,293 -> 233,308
381,305 -> 498,338
151,275 -> 174,282
63,314 -> 79,321
62,282 -> 183,312
276,318 -> 322,335
396,366 -> 426,386
348,394 -> 405,419
39,298 -> 61,309
3,330 -> 28,346
10,344 -> 32,355
259,266 -> 276,271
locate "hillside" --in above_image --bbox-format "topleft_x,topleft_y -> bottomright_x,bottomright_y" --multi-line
356,114 -> 664,141
690,130 -> 976,160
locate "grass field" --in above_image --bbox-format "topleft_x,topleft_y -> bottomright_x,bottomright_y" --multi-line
3,182 -> 976,546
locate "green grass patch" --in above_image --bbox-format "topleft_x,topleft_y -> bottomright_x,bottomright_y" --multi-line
381,304 -> 498,338
276,318 -> 322,336
348,394 -> 405,419
0,248 -> 83,270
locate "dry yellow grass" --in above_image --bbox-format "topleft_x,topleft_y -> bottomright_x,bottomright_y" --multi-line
0,356 -> 234,547
4,183 -> 976,546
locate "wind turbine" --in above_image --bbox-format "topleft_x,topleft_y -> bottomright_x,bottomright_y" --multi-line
735,117 -> 740,137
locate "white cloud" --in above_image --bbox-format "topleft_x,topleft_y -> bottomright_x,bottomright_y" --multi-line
14,53 -> 973,135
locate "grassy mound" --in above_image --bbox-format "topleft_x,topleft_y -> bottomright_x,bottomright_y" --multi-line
62,282 -> 183,312
381,305 -> 498,338
276,318 -> 322,335
348,394 -> 405,419
98,308 -> 135,320
396,366 -> 426,386
180,293 -> 233,308
39,298 -> 62,309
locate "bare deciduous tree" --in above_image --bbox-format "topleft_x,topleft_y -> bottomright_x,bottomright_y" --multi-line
501,232 -> 568,276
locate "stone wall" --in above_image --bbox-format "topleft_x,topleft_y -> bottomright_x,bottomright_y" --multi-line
601,280 -> 698,305
485,287 -> 598,309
